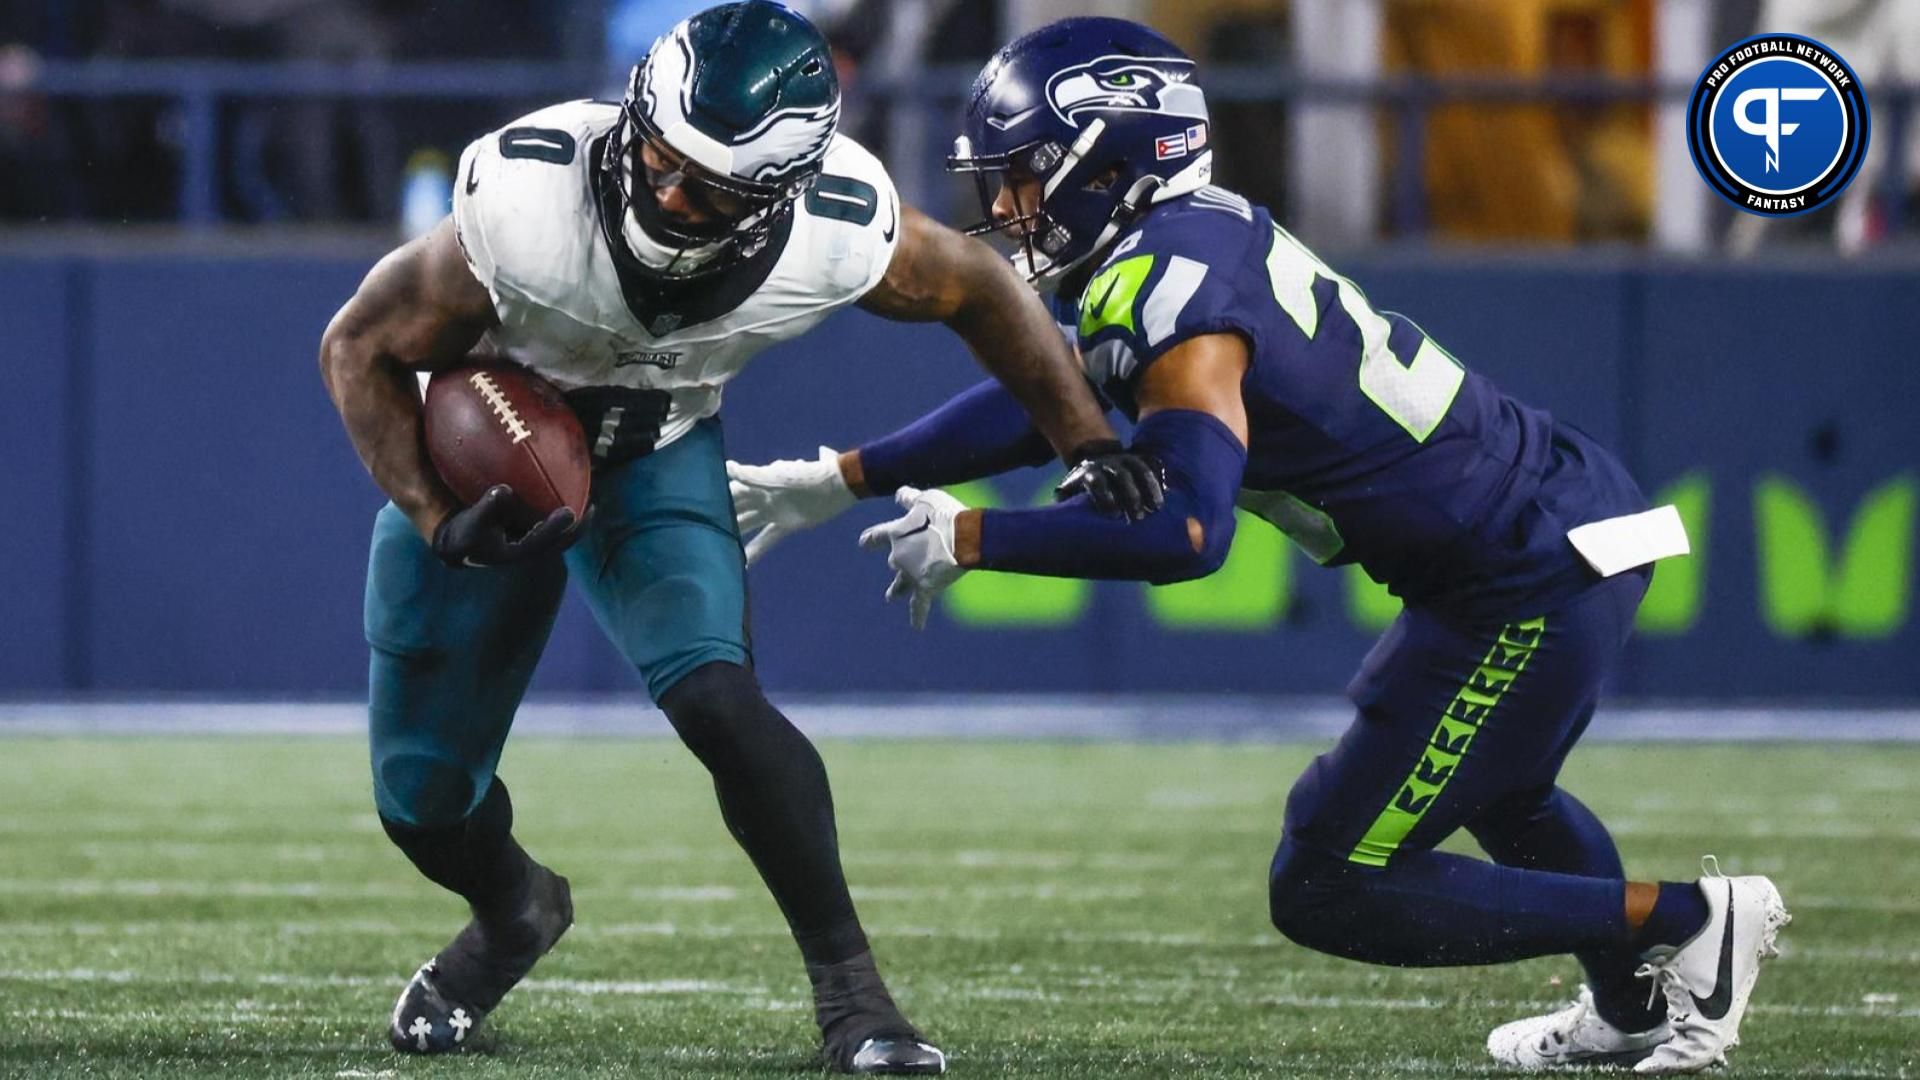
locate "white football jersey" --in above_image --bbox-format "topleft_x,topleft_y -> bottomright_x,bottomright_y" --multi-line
452,100 -> 900,450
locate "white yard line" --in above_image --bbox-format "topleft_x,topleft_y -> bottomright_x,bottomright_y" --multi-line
0,879 -> 1158,903
0,968 -> 757,996
6,876 -> 1919,914
5,699 -> 1920,742
2,968 -> 1913,1022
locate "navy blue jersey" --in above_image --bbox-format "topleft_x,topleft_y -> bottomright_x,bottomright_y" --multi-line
1072,186 -> 1646,620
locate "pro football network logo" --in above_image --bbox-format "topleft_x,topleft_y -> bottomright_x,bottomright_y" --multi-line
1687,34 -> 1869,216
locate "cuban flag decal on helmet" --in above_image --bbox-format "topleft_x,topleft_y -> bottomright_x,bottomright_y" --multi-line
1045,57 -> 1206,126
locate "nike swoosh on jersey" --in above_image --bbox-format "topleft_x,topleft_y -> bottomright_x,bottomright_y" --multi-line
1089,271 -> 1125,327
1691,883 -> 1738,1020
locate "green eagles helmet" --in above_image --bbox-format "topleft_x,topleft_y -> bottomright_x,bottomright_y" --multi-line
603,1 -> 841,277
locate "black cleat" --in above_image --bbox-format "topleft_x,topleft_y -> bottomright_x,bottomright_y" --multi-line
387,864 -> 573,1054
811,951 -> 947,1075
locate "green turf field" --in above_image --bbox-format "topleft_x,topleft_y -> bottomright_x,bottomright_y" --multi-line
1,737 -> 1915,1078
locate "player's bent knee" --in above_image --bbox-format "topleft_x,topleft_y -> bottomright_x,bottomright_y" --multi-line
1267,837 -> 1364,951
658,660 -> 762,725
375,751 -> 482,828
1466,783 -> 1558,845
658,661 -> 810,767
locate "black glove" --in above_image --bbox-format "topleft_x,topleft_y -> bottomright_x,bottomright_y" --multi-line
431,485 -> 581,568
1054,439 -> 1166,521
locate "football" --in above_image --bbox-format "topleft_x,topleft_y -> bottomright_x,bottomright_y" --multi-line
423,363 -> 590,532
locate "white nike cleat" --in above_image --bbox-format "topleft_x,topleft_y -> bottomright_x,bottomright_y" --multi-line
1487,985 -> 1671,1070
1633,856 -> 1790,1075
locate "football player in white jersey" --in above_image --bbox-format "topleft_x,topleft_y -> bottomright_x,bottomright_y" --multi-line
318,3 -> 1158,1073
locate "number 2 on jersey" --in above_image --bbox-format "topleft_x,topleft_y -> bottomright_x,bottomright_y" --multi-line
1264,227 -> 1464,442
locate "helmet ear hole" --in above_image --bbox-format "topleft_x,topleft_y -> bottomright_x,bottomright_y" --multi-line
1083,165 -> 1125,193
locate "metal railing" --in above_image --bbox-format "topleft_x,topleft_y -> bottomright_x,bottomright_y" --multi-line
11,59 -> 1917,235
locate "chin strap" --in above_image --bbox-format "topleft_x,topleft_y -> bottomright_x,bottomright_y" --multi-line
615,138 -> 733,276
1151,150 -> 1214,204
1020,142 -> 1214,289
1026,171 -> 1163,289
620,207 -> 729,277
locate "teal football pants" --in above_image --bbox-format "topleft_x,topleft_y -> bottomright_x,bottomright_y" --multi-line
363,417 -> 750,826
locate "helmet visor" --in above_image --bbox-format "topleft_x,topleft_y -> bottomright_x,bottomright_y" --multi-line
629,133 -> 784,243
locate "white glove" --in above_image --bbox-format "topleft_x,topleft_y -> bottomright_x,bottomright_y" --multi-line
858,486 -> 970,630
726,446 -> 858,565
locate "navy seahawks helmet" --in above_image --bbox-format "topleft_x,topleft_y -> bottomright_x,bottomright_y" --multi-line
602,1 -> 839,277
948,17 -> 1211,285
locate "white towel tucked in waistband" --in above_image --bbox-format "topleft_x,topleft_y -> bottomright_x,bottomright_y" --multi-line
1566,504 -> 1691,578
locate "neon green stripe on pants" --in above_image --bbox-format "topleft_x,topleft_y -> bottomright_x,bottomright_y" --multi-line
1348,617 -> 1546,867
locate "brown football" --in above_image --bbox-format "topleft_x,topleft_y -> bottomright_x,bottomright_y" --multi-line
424,363 -> 590,533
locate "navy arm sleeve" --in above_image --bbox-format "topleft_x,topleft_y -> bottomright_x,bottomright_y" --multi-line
975,409 -> 1245,585
856,380 -> 1058,497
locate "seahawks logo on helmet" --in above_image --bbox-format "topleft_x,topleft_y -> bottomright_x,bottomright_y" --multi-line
1044,56 -> 1206,126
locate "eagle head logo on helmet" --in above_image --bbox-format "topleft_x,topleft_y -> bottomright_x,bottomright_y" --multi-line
601,0 -> 839,279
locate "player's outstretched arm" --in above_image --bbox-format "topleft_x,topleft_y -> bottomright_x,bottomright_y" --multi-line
858,204 -> 1118,467
861,332 -> 1251,626
319,217 -> 547,558
730,205 -> 1163,566
726,378 -> 1058,565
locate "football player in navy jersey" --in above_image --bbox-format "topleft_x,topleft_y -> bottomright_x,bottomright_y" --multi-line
728,17 -> 1788,1075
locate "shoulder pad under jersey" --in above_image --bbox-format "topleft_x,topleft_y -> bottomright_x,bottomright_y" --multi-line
779,133 -> 902,305
453,100 -> 614,312
1075,186 -> 1267,382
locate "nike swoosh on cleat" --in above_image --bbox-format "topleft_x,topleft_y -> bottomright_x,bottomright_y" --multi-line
1691,883 -> 1737,1020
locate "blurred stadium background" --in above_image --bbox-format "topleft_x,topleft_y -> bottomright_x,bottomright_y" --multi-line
2,0 -> 1918,1076
4,0 -> 1919,709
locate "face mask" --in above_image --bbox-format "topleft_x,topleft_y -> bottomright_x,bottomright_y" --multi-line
620,148 -> 733,277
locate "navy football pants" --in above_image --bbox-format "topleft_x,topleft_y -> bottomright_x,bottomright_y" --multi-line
1270,568 -> 1655,1022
